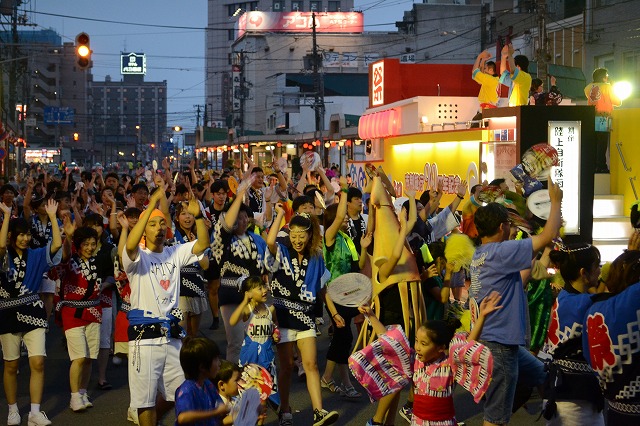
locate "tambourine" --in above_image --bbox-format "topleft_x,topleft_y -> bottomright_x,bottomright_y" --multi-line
237,363 -> 274,402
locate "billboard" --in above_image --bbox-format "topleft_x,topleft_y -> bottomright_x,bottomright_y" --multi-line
121,52 -> 146,75
236,11 -> 363,39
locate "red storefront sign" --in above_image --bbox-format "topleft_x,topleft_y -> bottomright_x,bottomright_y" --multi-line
237,11 -> 364,39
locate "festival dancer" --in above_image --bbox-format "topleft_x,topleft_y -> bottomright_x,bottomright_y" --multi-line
123,186 -> 210,426
543,244 -> 604,425
266,204 -> 339,426
582,231 -> 640,424
210,176 -> 268,364
0,200 -> 62,426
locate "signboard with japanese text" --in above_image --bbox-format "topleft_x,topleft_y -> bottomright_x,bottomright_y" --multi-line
400,53 -> 416,64
323,52 -> 340,68
232,64 -> 242,112
236,11 -> 364,39
121,53 -> 146,75
43,107 -> 74,125
549,121 -> 581,234
341,52 -> 357,68
371,61 -> 384,106
364,53 -> 379,67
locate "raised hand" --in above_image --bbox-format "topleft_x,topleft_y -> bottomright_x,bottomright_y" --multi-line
358,304 -> 374,316
548,179 -> 563,205
628,229 -> 640,251
62,214 -> 75,236
274,202 -> 285,217
456,180 -> 468,198
116,211 -> 129,230
0,202 -> 11,216
186,191 -> 201,217
404,188 -> 416,199
44,199 -> 59,218
162,157 -> 170,170
126,194 -> 136,208
237,174 -> 255,195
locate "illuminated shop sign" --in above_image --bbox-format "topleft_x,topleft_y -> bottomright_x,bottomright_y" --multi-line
121,53 -> 146,75
549,121 -> 580,234
236,11 -> 364,38
371,61 -> 384,106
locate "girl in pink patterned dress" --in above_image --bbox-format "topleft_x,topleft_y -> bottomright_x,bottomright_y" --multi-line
360,291 -> 501,426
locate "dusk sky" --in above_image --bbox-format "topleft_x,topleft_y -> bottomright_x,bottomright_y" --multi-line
29,0 -> 412,132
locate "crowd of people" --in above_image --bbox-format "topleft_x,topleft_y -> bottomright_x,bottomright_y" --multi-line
0,45 -> 635,426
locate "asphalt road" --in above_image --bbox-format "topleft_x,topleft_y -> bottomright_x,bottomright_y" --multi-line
0,309 -> 541,425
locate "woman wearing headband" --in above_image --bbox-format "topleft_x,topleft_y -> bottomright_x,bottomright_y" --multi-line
266,205 -> 339,426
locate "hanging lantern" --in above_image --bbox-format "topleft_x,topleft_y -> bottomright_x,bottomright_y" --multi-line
276,142 -> 282,148
303,143 -> 308,149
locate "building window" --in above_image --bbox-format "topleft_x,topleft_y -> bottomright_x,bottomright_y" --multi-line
273,0 -> 284,11
292,1 -> 302,11
328,1 -> 339,12
228,4 -> 237,16
228,29 -> 235,41
249,1 -> 259,10
310,1 -> 320,11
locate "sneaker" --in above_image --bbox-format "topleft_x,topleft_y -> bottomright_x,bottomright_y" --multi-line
398,404 -> 412,423
365,420 -> 382,426
70,394 -> 87,412
7,411 -> 21,426
278,411 -> 293,426
127,406 -> 139,425
313,408 -> 339,426
320,377 -> 343,393
28,411 -> 52,426
340,385 -> 362,399
82,393 -> 94,408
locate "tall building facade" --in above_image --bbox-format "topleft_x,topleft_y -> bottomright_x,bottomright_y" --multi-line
205,0 -> 355,127
90,72 -> 167,166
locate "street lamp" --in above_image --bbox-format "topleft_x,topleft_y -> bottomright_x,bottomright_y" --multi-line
135,125 -> 141,165
172,126 -> 183,169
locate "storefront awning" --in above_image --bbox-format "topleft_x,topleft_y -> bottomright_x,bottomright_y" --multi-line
358,108 -> 400,139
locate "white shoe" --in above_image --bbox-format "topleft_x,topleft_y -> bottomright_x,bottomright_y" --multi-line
7,411 -> 21,426
127,406 -> 139,425
28,411 -> 52,426
82,393 -> 94,408
70,394 -> 86,412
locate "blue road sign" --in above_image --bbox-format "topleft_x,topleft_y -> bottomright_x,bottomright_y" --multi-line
44,107 -> 75,125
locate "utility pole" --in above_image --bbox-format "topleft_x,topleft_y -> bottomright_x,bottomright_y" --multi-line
536,0 -> 548,82
195,104 -> 202,127
311,13 -> 325,138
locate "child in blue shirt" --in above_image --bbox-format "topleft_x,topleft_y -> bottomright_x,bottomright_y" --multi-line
175,337 -> 230,426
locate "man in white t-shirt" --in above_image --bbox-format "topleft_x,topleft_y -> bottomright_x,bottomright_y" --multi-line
123,186 -> 210,426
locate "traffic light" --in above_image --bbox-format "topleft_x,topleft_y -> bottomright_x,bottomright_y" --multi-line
75,32 -> 91,70
73,132 -> 79,141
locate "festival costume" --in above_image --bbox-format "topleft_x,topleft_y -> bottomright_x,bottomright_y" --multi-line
265,243 -> 330,333
543,290 -> 604,425
583,283 -> 640,424
239,306 -> 279,406
170,227 -> 209,315
210,215 -> 267,363
0,244 -> 61,339
113,253 -> 132,356
411,333 -> 493,426
584,81 -> 621,171
174,379 -> 223,426
500,68 -> 532,107
123,240 -> 203,408
472,69 -> 500,108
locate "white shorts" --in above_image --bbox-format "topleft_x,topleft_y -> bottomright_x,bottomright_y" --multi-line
39,276 -> 57,294
65,322 -> 100,361
100,307 -> 113,349
279,327 -> 316,343
128,338 -> 184,409
0,328 -> 47,361
178,296 -> 209,315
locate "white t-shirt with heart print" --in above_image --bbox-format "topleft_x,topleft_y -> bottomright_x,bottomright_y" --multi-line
123,240 -> 203,330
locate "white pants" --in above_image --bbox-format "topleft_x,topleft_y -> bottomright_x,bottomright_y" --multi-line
219,304 -> 247,364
